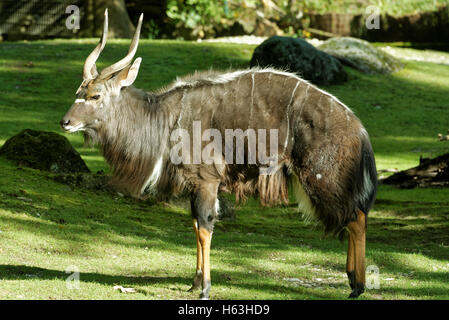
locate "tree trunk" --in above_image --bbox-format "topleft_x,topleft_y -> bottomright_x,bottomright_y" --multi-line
81,0 -> 135,38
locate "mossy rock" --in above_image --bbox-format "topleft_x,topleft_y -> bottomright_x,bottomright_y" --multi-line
250,36 -> 348,85
0,129 -> 89,173
318,37 -> 404,75
216,195 -> 236,222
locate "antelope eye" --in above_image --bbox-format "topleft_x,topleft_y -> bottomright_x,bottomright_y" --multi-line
90,95 -> 101,100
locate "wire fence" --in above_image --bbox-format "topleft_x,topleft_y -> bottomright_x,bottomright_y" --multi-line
0,0 -> 83,39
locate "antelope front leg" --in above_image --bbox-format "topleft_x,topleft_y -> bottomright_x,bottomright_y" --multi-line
190,181 -> 219,300
347,210 -> 366,298
188,219 -> 203,291
198,226 -> 212,299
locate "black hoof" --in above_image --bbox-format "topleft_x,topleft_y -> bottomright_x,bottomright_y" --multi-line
346,271 -> 355,290
188,270 -> 202,292
199,280 -> 211,300
348,283 -> 365,299
188,285 -> 199,292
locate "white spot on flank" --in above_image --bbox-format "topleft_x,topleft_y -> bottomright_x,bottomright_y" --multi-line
316,173 -> 322,180
141,157 -> 163,194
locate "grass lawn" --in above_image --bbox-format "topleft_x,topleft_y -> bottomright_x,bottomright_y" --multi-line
0,39 -> 448,300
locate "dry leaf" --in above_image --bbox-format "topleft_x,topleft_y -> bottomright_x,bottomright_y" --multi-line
17,197 -> 32,202
113,285 -> 136,293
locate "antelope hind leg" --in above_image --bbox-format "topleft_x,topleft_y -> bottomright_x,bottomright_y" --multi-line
346,230 -> 356,290
347,210 -> 366,298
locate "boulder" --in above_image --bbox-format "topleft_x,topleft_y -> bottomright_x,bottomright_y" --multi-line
216,195 -> 236,222
0,129 -> 89,173
250,36 -> 348,85
318,37 -> 403,74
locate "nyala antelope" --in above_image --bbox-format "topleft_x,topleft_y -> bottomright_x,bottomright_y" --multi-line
61,10 -> 377,299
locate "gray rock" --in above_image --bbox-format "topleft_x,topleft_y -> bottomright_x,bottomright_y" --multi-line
318,37 -> 403,74
0,129 -> 89,173
216,195 -> 236,222
250,36 -> 348,85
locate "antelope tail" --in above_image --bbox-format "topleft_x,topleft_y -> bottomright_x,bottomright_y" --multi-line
356,129 -> 377,217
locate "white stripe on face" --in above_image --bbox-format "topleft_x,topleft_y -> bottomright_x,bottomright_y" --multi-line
65,123 -> 85,132
75,99 -> 86,103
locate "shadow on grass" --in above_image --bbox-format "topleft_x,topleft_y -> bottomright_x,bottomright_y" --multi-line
2,264 -> 447,299
0,264 -> 188,296
0,264 -> 351,299
0,169 -> 448,262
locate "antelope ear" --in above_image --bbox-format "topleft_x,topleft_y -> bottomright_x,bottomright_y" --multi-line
116,57 -> 142,88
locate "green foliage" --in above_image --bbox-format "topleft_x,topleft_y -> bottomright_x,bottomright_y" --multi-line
378,0 -> 449,16
161,0 -> 448,39
277,0 -> 449,15
167,0 -> 227,29
145,19 -> 160,40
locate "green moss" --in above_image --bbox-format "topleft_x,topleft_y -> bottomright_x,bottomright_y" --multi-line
0,129 -> 89,173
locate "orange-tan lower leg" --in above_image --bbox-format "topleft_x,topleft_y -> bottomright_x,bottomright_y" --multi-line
347,210 -> 366,298
346,231 -> 355,290
198,227 -> 212,300
188,219 -> 203,291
